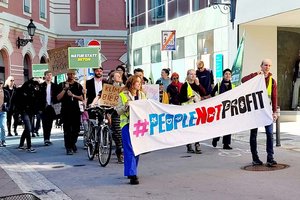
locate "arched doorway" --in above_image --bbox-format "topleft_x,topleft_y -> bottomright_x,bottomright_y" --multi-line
23,54 -> 31,82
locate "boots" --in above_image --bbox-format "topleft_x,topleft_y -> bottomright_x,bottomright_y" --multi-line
186,144 -> 195,153
195,143 -> 202,154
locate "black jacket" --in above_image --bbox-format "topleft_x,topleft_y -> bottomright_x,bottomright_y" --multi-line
40,82 -> 59,110
86,77 -> 107,105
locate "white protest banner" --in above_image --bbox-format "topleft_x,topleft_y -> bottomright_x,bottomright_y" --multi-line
142,84 -> 159,101
129,75 -> 273,156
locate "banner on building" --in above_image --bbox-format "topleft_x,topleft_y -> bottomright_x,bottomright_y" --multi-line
48,44 -> 71,76
68,47 -> 100,69
231,36 -> 245,86
32,64 -> 48,78
99,84 -> 123,107
129,75 -> 272,156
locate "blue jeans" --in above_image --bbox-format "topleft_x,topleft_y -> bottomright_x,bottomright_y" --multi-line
122,124 -> 139,176
0,112 -> 7,142
250,123 -> 274,162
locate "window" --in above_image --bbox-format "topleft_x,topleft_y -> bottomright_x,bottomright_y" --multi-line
148,0 -> 165,27
0,0 -> 8,8
39,0 -> 46,19
77,0 -> 99,26
168,0 -> 189,20
133,48 -> 142,66
192,0 -> 208,11
24,0 -> 31,14
172,37 -> 184,60
151,44 -> 161,63
0,52 -> 5,81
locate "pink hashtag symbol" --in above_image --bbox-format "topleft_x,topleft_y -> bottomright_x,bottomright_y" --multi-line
133,119 -> 149,137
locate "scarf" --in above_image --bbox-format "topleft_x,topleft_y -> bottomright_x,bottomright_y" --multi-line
170,81 -> 183,92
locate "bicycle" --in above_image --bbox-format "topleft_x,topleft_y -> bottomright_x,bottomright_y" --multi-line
85,106 -> 114,167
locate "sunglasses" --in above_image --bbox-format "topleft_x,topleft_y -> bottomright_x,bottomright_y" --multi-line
172,77 -> 179,80
10,80 -> 14,82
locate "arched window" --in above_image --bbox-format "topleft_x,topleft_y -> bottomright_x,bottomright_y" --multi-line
23,54 -> 31,82
40,56 -> 46,64
0,51 -> 5,81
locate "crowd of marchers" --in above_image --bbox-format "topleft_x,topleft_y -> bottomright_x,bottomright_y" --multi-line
0,58 -> 278,185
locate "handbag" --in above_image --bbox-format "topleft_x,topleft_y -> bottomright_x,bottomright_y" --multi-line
53,103 -> 61,115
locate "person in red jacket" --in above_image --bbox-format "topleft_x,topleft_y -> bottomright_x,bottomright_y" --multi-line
241,58 -> 278,167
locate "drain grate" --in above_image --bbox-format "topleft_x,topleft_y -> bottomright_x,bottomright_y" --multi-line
52,165 -> 64,169
180,155 -> 192,158
243,163 -> 289,171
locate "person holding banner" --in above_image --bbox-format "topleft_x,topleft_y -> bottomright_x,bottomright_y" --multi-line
116,75 -> 146,185
167,72 -> 183,105
211,69 -> 234,150
241,59 -> 278,167
179,69 -> 205,154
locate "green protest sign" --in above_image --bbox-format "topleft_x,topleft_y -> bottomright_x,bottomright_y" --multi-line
68,47 -> 100,69
32,64 -> 48,77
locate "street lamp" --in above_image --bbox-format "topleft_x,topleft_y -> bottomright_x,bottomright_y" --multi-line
16,19 -> 36,48
209,0 -> 237,29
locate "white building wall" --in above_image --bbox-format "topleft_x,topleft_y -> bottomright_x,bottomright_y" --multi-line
130,7 -> 228,82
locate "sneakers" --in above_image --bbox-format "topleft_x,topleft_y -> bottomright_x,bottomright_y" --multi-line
212,140 -> 217,147
117,153 -> 124,163
223,144 -> 233,150
26,148 -> 36,153
14,131 -> 18,136
186,144 -> 195,153
129,175 -> 139,185
266,160 -> 277,167
72,145 -> 77,153
44,140 -> 52,146
18,146 -> 26,150
66,149 -> 73,155
252,159 -> 263,166
31,133 -> 36,137
2,141 -> 6,147
195,143 -> 202,154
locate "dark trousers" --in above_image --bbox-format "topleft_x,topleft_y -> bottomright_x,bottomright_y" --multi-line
6,110 -> 19,133
111,112 -> 123,155
250,123 -> 274,162
213,134 -> 231,145
42,105 -> 56,141
122,124 -> 139,176
62,111 -> 81,150
19,113 -> 33,149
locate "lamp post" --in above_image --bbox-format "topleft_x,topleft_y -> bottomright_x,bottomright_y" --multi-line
16,19 -> 36,48
209,0 -> 237,29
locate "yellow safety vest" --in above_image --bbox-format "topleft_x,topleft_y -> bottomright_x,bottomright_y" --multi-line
267,76 -> 272,99
119,92 -> 129,128
217,82 -> 235,95
181,82 -> 194,105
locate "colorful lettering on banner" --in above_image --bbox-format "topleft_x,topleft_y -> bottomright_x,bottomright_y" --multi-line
129,75 -> 273,156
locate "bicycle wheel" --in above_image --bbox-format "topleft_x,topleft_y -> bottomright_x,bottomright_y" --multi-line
86,121 -> 96,160
98,126 -> 112,167
82,120 -> 89,148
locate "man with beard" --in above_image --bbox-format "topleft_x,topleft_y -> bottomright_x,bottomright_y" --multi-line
57,69 -> 83,155
86,67 -> 107,106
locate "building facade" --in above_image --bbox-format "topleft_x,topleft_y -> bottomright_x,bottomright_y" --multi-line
127,0 -> 300,111
0,0 -> 127,86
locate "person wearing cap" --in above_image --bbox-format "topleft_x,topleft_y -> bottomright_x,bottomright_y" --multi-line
0,80 -> 10,147
57,69 -> 84,155
167,72 -> 183,105
86,67 -> 107,106
241,58 -> 278,167
156,68 -> 171,91
211,68 -> 235,150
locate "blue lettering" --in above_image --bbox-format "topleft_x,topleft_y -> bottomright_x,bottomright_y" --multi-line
149,114 -> 158,135
174,114 -> 183,129
189,111 -> 196,126
182,113 -> 188,128
165,114 -> 174,131
159,113 -> 166,133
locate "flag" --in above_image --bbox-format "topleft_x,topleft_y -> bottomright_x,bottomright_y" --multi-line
231,36 -> 245,86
